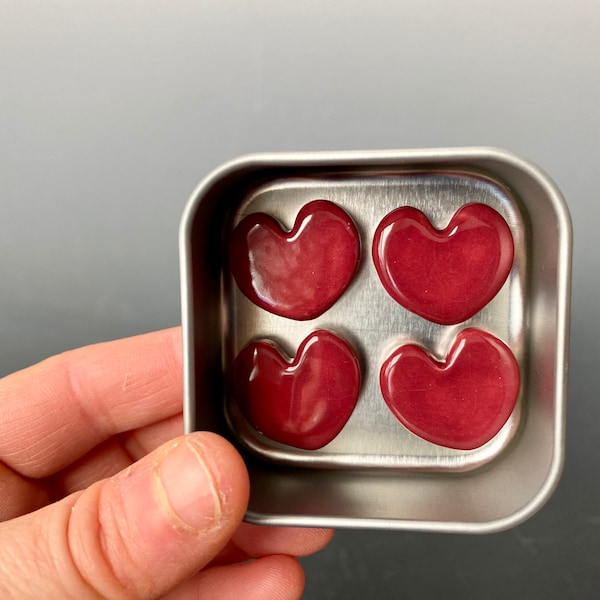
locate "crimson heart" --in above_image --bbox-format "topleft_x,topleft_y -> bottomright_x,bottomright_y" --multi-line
372,203 -> 514,325
232,330 -> 361,450
380,328 -> 520,450
229,200 -> 360,320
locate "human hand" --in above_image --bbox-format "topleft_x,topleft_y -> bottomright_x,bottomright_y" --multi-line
0,328 -> 334,599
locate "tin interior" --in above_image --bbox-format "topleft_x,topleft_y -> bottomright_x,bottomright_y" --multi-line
180,148 -> 571,532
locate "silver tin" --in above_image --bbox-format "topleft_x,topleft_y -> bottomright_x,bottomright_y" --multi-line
179,147 -> 571,533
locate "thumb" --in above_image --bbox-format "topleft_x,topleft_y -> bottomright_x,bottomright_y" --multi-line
0,432 -> 250,599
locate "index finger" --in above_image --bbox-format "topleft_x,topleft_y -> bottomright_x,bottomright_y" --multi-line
0,328 -> 183,478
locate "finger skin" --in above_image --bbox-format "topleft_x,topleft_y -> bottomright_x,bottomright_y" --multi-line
52,413 -> 184,498
233,522 -> 335,559
51,437 -> 135,497
0,328 -> 182,478
0,432 -> 250,600
164,555 -> 305,600
1,414 -> 185,521
0,461 -> 50,520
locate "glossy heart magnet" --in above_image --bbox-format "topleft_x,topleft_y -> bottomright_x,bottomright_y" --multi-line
373,204 -> 515,325
229,200 -> 360,320
380,328 -> 520,450
232,330 -> 361,450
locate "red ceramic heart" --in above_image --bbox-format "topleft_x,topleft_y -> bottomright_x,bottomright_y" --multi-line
232,330 -> 361,450
372,203 -> 514,325
380,328 -> 520,450
229,200 -> 360,320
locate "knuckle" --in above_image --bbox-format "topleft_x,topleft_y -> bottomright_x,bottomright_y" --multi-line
65,481 -> 154,600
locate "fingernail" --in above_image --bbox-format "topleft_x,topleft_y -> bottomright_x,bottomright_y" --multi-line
157,440 -> 222,530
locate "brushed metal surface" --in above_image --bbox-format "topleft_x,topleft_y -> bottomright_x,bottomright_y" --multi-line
224,173 -> 524,471
180,147 -> 571,533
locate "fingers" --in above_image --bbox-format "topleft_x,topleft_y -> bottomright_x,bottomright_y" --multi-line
51,437 -> 135,497
0,432 -> 250,600
206,524 -> 335,570
232,522 -> 335,558
0,328 -> 182,478
122,413 -> 184,461
164,555 -> 305,600
54,414 -> 184,497
0,461 -> 50,520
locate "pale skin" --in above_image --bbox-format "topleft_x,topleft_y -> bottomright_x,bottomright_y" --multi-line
0,328 -> 334,599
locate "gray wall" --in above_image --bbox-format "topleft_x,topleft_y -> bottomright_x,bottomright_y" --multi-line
1,2 -> 598,598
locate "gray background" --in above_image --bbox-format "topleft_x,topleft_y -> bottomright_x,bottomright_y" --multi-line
1,2 -> 598,598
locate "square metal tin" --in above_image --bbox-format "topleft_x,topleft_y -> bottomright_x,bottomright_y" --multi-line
179,147 -> 571,533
